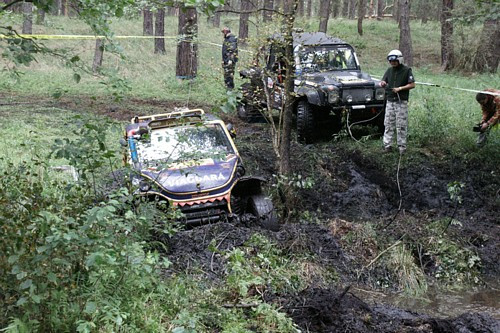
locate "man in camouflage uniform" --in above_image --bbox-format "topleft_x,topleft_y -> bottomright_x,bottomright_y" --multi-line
475,89 -> 500,147
380,50 -> 416,154
221,27 -> 238,90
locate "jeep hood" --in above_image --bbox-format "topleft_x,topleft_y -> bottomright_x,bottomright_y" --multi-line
301,70 -> 374,86
141,155 -> 238,194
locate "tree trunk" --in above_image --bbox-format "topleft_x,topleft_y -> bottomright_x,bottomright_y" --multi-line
368,0 -> 374,17
440,0 -> 454,71
377,0 -> 383,20
36,8 -> 45,25
51,0 -> 60,15
167,5 -> 178,16
212,10 -> 221,27
358,0 -> 365,35
176,6 -> 198,79
92,39 -> 104,74
143,9 -> 153,36
306,0 -> 312,17
263,0 -> 274,22
473,19 -> 499,73
348,0 -> 356,19
298,0 -> 304,16
22,2 -> 33,34
332,0 -> 340,18
239,0 -> 251,46
419,0 -> 430,23
154,8 -> 166,54
60,0 -> 67,16
318,0 -> 331,32
398,0 -> 413,66
394,0 -> 400,24
279,0 -> 298,177
342,0 -> 349,17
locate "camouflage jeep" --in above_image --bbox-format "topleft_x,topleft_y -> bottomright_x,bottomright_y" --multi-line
238,32 -> 386,143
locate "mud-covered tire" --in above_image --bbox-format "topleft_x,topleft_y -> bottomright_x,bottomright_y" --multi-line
297,100 -> 315,144
237,103 -> 250,121
237,103 -> 262,123
248,194 -> 280,231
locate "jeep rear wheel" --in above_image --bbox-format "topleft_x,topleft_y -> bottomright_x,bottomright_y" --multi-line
237,103 -> 262,123
248,194 -> 280,231
297,100 -> 315,144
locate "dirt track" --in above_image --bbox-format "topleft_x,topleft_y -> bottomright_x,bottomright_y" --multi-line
23,96 -> 500,332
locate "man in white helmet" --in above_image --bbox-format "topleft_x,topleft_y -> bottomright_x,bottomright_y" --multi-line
380,49 -> 416,154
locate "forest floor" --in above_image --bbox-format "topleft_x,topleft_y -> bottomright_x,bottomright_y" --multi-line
13,95 -> 500,332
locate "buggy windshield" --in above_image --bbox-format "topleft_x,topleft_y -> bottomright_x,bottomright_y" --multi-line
295,45 -> 358,73
134,124 -> 235,167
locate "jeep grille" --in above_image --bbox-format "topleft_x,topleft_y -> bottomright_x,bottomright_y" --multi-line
178,199 -> 229,226
342,88 -> 373,104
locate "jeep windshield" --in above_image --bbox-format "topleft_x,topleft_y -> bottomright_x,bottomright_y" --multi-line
134,124 -> 235,168
295,45 -> 359,73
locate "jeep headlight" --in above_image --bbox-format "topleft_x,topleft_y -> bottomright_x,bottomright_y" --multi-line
328,89 -> 340,104
375,88 -> 385,101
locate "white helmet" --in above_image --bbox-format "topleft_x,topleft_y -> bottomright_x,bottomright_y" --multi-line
387,49 -> 403,64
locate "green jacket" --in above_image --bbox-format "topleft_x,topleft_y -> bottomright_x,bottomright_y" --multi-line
382,64 -> 415,101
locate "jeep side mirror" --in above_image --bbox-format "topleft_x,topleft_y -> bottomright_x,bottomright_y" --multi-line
119,138 -> 128,147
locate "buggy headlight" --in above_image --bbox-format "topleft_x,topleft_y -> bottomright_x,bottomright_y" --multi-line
139,181 -> 151,192
328,90 -> 339,103
376,88 -> 385,101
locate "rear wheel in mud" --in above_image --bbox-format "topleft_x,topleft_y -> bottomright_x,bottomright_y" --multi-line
297,100 -> 315,144
248,194 -> 280,231
237,103 -> 262,123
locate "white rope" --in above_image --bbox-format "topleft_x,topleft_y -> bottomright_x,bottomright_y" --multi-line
371,74 -> 500,96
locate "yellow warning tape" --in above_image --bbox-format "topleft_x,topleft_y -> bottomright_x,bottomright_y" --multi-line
0,34 -> 178,39
0,33 -> 253,53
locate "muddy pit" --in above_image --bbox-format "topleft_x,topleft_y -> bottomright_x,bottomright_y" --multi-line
15,96 -> 497,332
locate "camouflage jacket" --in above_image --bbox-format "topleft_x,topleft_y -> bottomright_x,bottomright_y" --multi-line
481,89 -> 500,127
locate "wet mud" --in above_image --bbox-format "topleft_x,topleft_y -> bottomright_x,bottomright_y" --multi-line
7,95 -> 496,332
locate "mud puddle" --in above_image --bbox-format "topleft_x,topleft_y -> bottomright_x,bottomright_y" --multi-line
354,281 -> 500,320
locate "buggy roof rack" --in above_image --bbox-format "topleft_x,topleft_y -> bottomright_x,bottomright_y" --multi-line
131,108 -> 205,124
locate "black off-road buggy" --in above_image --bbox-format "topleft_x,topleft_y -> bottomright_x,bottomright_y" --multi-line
238,32 -> 386,143
120,108 -> 278,230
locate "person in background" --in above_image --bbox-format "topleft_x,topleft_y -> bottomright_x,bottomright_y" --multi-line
380,49 -> 416,154
221,27 -> 238,90
475,89 -> 500,147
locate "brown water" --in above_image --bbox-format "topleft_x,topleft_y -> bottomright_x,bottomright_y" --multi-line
354,281 -> 500,319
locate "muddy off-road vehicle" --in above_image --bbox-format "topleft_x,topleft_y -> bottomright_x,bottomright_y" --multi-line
121,109 -> 278,230
238,32 -> 386,143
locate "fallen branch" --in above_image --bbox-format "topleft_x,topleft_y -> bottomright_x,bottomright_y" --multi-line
364,239 -> 402,270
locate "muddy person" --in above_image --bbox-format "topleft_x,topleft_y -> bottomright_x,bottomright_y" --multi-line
380,50 -> 416,154
474,89 -> 500,147
221,27 -> 238,90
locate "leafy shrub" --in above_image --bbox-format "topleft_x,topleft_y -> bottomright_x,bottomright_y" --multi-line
0,160 -> 170,331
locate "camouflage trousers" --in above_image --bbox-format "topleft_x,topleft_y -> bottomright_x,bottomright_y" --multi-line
223,64 -> 235,89
383,100 -> 409,150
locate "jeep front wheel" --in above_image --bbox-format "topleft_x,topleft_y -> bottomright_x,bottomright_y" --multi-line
248,194 -> 280,231
296,100 -> 315,144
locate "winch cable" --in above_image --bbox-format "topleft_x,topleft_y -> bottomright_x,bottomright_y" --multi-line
346,107 -> 384,143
